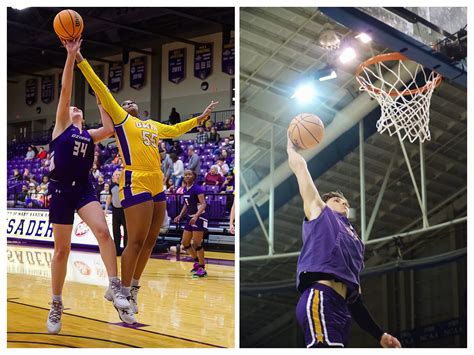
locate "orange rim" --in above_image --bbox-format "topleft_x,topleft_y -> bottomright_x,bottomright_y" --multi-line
355,52 -> 442,97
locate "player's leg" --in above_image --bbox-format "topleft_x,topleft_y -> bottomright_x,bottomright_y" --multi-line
47,223 -> 72,334
191,230 -> 207,278
112,208 -> 122,255
181,230 -> 199,272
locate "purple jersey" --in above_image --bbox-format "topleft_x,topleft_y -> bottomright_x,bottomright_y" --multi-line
183,184 -> 205,215
49,124 -> 95,184
297,206 -> 365,303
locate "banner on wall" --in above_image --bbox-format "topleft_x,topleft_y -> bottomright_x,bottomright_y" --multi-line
41,75 -> 54,104
169,48 -> 186,84
88,65 -> 104,96
6,209 -> 114,247
25,79 -> 38,106
194,43 -> 213,80
108,62 -> 123,93
222,38 -> 235,75
130,56 -> 146,90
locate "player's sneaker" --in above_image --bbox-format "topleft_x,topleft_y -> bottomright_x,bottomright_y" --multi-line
190,262 -> 200,273
104,279 -> 130,309
114,301 -> 137,325
46,300 -> 63,334
192,267 -> 208,278
130,286 -> 140,314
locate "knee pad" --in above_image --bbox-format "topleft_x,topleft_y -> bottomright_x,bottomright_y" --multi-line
183,244 -> 191,250
195,245 -> 203,251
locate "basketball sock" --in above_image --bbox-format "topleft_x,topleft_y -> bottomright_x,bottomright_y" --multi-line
194,257 -> 199,262
121,286 -> 131,297
108,276 -> 119,285
52,294 -> 62,302
131,278 -> 140,287
199,264 -> 205,269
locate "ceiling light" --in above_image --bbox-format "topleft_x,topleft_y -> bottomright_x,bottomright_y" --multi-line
316,67 -> 337,81
355,33 -> 372,43
291,83 -> 317,103
339,47 -> 356,63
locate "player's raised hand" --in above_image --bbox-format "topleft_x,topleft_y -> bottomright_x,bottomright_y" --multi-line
197,100 -> 219,124
287,130 -> 299,153
63,37 -> 82,55
380,333 -> 402,348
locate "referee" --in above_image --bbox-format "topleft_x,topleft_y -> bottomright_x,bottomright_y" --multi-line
105,169 -> 128,256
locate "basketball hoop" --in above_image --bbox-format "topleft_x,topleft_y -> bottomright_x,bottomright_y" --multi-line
355,52 -> 442,143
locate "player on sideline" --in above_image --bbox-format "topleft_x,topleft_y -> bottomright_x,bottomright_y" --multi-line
174,170 -> 208,278
287,133 -> 401,348
47,38 -> 130,334
74,47 -> 217,318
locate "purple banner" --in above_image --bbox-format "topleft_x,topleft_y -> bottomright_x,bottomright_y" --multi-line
169,48 -> 186,84
222,38 -> 235,75
130,56 -> 146,90
88,65 -> 104,96
25,79 -> 37,106
41,75 -> 54,104
194,43 -> 213,80
108,62 -> 123,93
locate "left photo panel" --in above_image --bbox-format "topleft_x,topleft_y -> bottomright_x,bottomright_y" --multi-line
6,7 -> 235,348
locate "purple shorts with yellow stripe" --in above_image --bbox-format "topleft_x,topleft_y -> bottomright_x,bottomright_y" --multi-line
119,170 -> 166,209
296,283 -> 351,348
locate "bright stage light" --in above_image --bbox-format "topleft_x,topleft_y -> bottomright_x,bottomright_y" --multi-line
291,83 -> 317,103
355,33 -> 372,43
339,47 -> 356,63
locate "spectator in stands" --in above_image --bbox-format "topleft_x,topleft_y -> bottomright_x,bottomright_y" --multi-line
175,180 -> 186,194
222,137 -> 233,152
23,168 -> 31,182
100,183 -> 111,210
221,174 -> 234,193
37,146 -> 47,159
229,133 -> 235,148
95,175 -> 105,199
94,151 -> 103,168
169,141 -> 183,156
16,185 -> 29,206
31,144 -> 39,155
160,149 -> 173,184
165,178 -> 175,193
42,153 -> 51,168
40,175 -> 50,194
203,165 -> 224,186
209,126 -> 221,144
91,163 -> 102,180
30,175 -> 39,186
25,146 -> 35,160
105,169 -> 128,256
187,146 -> 201,177
224,115 -> 234,130
169,107 -> 181,125
170,152 -> 184,188
159,141 -> 169,153
112,153 -> 121,165
205,118 -> 213,131
216,156 -> 229,176
195,126 -> 209,145
220,149 -> 233,164
12,168 -> 22,181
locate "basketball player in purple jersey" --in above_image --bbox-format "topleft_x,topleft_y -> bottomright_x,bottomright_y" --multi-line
46,38 -> 131,334
287,134 -> 401,348
174,170 -> 208,278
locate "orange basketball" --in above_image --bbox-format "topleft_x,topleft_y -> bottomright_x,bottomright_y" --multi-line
53,9 -> 84,41
288,113 -> 324,150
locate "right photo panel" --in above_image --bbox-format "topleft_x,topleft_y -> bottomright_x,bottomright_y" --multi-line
240,7 -> 467,348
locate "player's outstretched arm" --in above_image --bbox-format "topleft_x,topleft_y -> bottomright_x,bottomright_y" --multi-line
174,204 -> 188,223
75,50 -> 127,125
229,200 -> 235,235
88,96 -> 115,143
53,37 -> 82,140
287,132 -> 324,220
157,101 -> 219,138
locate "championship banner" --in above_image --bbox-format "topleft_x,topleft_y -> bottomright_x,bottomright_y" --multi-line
6,209 -> 114,247
108,62 -> 123,93
25,78 -> 38,106
168,48 -> 186,84
130,56 -> 146,90
222,38 -> 235,75
194,43 -> 213,80
41,75 -> 54,104
88,65 -> 104,96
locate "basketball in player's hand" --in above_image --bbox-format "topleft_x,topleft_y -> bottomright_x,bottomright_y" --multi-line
53,9 -> 84,41
288,113 -> 324,150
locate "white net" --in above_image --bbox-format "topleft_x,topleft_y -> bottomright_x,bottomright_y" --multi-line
356,53 -> 442,143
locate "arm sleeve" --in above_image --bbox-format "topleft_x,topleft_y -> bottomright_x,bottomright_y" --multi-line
347,295 -> 384,341
157,118 -> 198,139
76,59 -> 128,125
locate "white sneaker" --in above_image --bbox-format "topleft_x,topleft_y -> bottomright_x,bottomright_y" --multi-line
104,279 -> 130,309
114,301 -> 137,325
46,300 -> 63,334
130,286 -> 140,314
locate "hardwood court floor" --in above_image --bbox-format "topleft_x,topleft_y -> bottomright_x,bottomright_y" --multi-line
7,244 -> 234,348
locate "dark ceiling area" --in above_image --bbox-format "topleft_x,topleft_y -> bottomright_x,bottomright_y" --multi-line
7,7 -> 234,79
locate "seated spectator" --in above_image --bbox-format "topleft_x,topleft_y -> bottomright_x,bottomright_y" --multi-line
204,165 -> 224,186
91,163 -> 102,180
100,183 -> 110,209
11,168 -> 22,181
41,153 -> 51,168
209,126 -> 221,144
175,181 -> 186,194
36,146 -> 47,159
95,175 -> 105,199
165,178 -> 175,193
40,175 -> 49,194
170,152 -> 184,187
169,141 -> 183,156
229,133 -> 235,148
159,141 -> 169,153
23,168 -> 31,182
221,174 -> 234,193
187,146 -> 201,177
25,146 -> 35,160
205,118 -> 213,131
160,149 -> 173,184
213,137 -> 233,155
16,185 -> 29,206
195,126 -> 209,144
112,153 -> 121,165
224,115 -> 235,130
220,149 -> 233,164
216,156 -> 229,176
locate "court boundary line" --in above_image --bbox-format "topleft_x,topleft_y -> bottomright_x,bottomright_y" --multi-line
8,340 -> 77,348
8,299 -> 225,348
